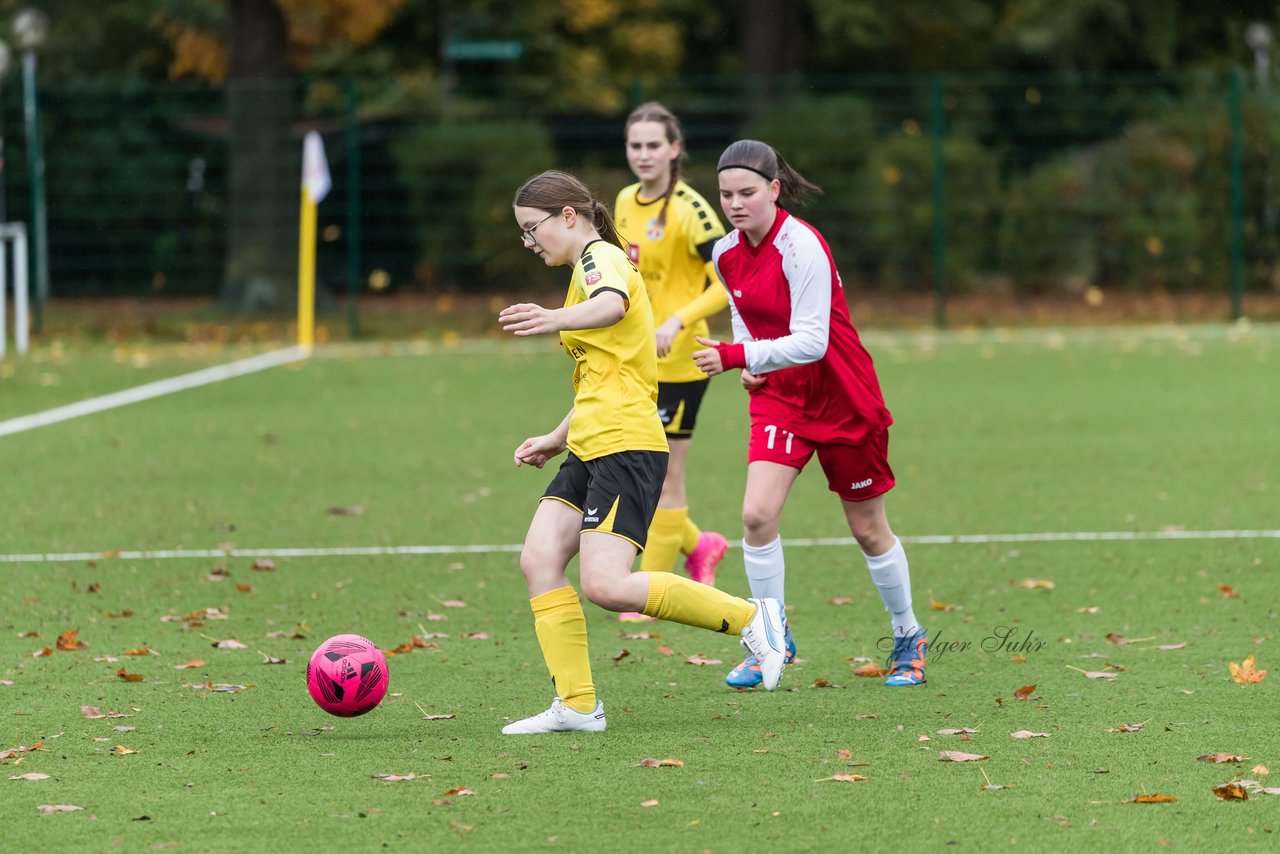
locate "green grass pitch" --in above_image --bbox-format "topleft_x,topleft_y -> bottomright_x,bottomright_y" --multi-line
0,324 -> 1277,851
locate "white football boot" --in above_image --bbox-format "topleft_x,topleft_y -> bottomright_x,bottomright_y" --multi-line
501,698 -> 606,734
738,597 -> 788,691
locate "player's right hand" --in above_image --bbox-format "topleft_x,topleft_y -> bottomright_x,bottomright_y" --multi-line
514,434 -> 565,468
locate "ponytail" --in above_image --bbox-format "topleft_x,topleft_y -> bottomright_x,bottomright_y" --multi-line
591,199 -> 623,249
716,139 -> 823,207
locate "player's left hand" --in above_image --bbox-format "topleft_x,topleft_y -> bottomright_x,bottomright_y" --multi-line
500,303 -> 561,336
654,316 -> 683,357
692,335 -> 724,377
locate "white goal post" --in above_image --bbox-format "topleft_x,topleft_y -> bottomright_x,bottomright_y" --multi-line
0,221 -> 29,359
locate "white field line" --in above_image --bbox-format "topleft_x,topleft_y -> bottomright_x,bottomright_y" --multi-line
1,529 -> 1277,564
0,346 -> 309,438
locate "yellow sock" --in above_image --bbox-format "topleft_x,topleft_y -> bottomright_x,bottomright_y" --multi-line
680,516 -> 702,555
640,572 -> 755,635
530,586 -> 596,714
640,506 -> 687,573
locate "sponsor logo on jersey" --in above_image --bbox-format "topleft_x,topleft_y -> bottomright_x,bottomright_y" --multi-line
732,289 -> 743,298
585,271 -> 602,286
628,242 -> 640,263
850,478 -> 874,490
584,506 -> 600,523
645,217 -> 664,242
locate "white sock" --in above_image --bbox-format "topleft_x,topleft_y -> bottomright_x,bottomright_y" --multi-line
743,536 -> 786,606
864,537 -> 920,637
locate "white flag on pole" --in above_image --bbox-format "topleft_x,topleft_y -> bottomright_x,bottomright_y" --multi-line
302,130 -> 331,203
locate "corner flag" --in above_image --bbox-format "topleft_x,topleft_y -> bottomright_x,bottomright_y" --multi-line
298,131 -> 330,351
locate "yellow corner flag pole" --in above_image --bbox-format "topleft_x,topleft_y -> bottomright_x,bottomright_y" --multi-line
298,131 -> 331,353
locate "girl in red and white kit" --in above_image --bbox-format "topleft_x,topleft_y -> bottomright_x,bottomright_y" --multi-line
692,139 -> 928,689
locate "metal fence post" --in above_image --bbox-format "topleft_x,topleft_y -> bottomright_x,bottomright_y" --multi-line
346,80 -> 361,339
1229,70 -> 1245,321
930,74 -> 947,329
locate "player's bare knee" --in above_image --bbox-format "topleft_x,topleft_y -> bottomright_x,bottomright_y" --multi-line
741,502 -> 777,539
579,575 -> 624,611
518,548 -> 554,583
852,523 -> 894,557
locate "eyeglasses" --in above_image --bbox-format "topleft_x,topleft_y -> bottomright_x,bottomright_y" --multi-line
520,212 -> 557,247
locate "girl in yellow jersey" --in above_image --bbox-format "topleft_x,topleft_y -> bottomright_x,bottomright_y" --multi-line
614,103 -> 731,617
497,170 -> 788,733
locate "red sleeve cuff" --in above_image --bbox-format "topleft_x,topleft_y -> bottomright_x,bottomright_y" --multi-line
717,342 -> 746,371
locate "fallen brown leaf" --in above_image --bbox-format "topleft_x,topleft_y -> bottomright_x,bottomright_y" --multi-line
1011,730 -> 1050,739
32,647 -> 53,658
816,774 -> 867,782
441,787 -> 476,796
1229,654 -> 1266,684
55,628 -> 86,650
116,668 -> 144,683
1067,666 -> 1117,679
174,659 -> 205,670
612,649 -> 630,666
80,706 -> 133,720
928,589 -> 960,611
939,751 -> 988,762
1014,578 -> 1054,589
10,773 -> 51,780
251,559 -> 276,571
640,799 -> 659,807
685,655 -> 722,666
937,728 -> 980,735
371,773 -> 416,782
1132,794 -> 1177,803
1197,753 -> 1247,764
1213,783 -> 1248,800
637,757 -> 684,768
36,805 -> 83,814
828,597 -> 853,605
853,662 -> 889,678
1014,684 -> 1037,700
1106,722 -> 1144,733
1217,584 -> 1239,599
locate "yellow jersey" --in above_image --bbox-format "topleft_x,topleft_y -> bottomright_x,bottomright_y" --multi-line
561,239 -> 669,460
615,180 -> 729,382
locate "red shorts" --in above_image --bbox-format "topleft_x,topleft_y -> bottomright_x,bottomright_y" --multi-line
747,420 -> 895,502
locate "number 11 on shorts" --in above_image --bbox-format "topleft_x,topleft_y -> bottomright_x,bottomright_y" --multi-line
763,424 -> 794,454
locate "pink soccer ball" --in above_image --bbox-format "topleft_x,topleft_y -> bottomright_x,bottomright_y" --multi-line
306,634 -> 389,717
